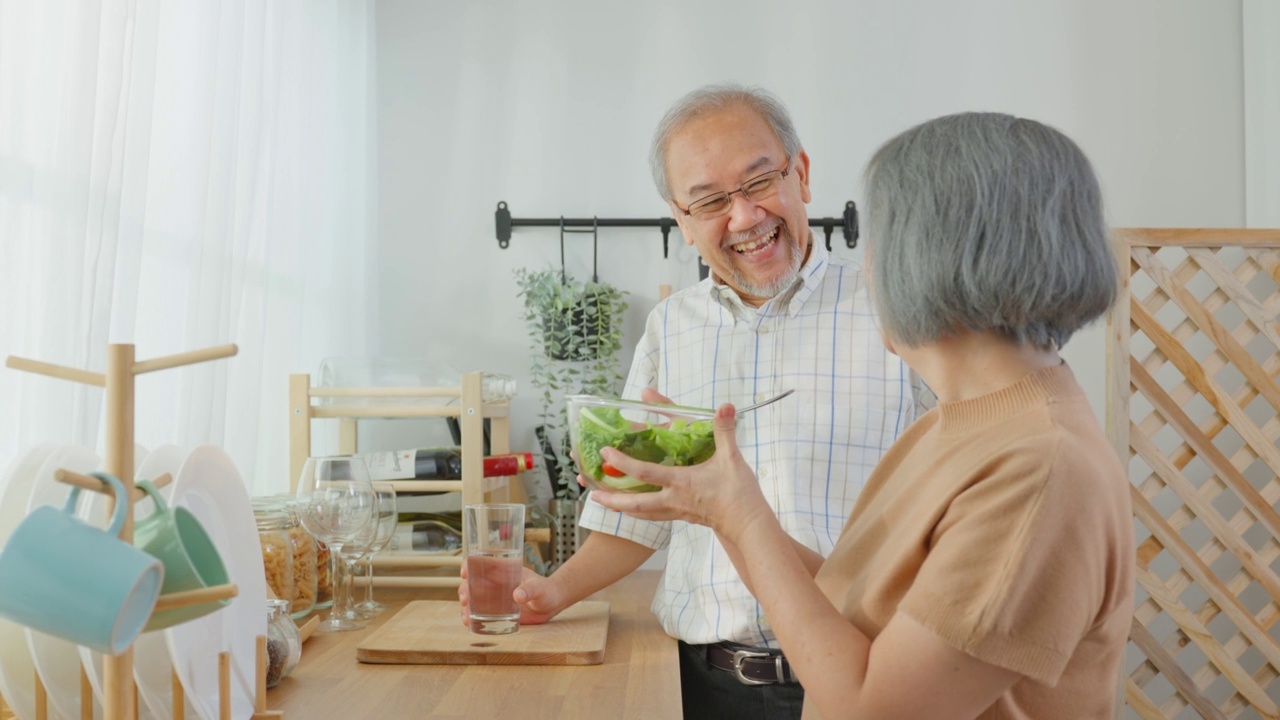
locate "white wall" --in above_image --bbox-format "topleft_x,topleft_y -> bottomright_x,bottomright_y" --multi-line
1245,0 -> 1280,227
373,0 -> 1244,490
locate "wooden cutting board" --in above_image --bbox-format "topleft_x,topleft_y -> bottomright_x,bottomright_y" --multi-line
356,600 -> 610,666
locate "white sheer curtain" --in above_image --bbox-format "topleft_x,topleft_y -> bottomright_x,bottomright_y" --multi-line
0,0 -> 377,494
1245,0 -> 1280,227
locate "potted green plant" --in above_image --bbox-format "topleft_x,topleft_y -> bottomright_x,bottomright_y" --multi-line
514,268 -> 628,499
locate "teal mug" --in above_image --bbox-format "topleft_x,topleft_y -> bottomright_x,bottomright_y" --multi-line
134,479 -> 230,630
0,472 -> 163,655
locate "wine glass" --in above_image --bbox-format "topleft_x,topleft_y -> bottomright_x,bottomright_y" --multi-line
295,456 -> 375,632
354,482 -> 397,618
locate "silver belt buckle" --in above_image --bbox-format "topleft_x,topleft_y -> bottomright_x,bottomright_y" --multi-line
732,648 -> 774,685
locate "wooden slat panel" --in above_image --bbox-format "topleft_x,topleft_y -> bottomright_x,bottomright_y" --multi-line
1190,248 -> 1280,354
1107,233 -> 1133,466
1245,247 -> 1280,287
1133,248 -> 1280,443
1129,358 -> 1280,554
1129,427 -> 1280,640
1125,676 -> 1167,719
1129,489 -> 1280,673
1113,229 -> 1280,719
1129,620 -> 1230,720
1121,228 -> 1280,246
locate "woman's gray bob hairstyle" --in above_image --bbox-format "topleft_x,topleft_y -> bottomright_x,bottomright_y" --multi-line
864,112 -> 1117,351
650,83 -> 802,201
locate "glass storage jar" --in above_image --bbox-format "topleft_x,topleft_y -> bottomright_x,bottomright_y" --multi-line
314,539 -> 333,610
281,499 -> 319,620
254,502 -> 295,606
265,598 -> 302,688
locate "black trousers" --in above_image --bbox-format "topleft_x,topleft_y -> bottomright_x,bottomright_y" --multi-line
678,641 -> 805,720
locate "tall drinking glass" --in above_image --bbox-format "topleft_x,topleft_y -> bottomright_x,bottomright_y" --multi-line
463,503 -> 524,635
295,456 -> 375,633
354,482 -> 397,618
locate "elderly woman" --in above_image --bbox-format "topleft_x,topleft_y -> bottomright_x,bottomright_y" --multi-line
594,112 -> 1134,720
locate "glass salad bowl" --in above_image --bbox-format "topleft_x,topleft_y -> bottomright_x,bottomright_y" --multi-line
566,395 -> 718,493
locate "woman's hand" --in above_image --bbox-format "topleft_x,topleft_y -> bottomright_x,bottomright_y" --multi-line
589,403 -> 771,543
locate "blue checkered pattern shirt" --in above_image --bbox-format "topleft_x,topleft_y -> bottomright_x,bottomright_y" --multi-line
579,241 -> 926,647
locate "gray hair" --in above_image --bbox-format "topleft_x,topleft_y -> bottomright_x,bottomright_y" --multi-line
864,112 -> 1117,351
650,83 -> 803,201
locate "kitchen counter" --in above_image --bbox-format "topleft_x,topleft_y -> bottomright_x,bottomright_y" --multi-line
267,569 -> 680,719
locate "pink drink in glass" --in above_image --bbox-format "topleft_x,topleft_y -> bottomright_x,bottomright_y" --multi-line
467,552 -> 522,634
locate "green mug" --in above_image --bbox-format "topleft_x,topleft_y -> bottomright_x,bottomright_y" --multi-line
134,479 -> 230,630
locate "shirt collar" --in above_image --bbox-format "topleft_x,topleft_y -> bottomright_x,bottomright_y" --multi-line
709,235 -> 830,321
783,239 -> 829,317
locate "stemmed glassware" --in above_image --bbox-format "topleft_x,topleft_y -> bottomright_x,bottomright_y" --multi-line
294,456 -> 375,633
354,482 -> 398,618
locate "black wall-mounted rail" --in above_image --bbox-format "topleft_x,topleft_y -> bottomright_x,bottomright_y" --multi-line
495,200 -> 859,256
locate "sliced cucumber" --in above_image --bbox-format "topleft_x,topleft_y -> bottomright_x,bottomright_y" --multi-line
580,407 -> 625,437
596,473 -> 660,493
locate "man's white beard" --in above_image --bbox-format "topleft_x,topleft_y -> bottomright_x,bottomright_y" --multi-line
729,230 -> 803,299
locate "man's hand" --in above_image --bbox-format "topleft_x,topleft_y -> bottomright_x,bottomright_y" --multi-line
639,387 -> 674,406
459,562 -> 565,626
511,573 -> 566,624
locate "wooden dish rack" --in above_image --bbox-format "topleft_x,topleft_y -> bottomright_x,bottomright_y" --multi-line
1,343 -> 282,720
288,371 -> 545,590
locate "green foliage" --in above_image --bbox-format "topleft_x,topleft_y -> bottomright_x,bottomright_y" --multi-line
514,268 -> 628,497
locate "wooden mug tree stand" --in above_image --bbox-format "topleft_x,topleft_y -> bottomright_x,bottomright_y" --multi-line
3,343 -> 282,720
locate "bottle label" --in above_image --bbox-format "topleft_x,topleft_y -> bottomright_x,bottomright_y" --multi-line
364,450 -> 417,481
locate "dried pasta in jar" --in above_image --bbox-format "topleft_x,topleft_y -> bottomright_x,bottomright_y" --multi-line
283,501 -> 318,618
315,540 -> 333,608
254,502 -> 295,607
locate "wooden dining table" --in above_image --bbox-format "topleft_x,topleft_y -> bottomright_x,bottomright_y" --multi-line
266,569 -> 681,719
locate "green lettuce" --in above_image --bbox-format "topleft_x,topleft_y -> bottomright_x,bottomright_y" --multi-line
577,406 -> 716,492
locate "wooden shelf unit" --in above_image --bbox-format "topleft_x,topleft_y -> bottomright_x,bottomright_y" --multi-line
288,371 -> 526,588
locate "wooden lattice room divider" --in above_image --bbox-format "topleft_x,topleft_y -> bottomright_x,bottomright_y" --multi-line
1109,228 -> 1280,719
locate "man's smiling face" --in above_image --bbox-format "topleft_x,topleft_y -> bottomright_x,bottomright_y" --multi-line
665,104 -> 812,306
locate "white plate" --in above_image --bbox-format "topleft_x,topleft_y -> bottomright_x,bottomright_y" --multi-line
164,445 -> 265,720
0,445 -> 60,720
22,445 -> 104,720
127,445 -> 201,720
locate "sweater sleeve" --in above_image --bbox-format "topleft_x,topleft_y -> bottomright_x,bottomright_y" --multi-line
898,434 -> 1113,686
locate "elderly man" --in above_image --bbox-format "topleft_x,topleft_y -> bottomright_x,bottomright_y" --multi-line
463,84 -> 921,720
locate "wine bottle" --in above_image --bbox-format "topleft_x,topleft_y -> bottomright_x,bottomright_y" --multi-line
363,448 -> 533,481
390,513 -> 464,553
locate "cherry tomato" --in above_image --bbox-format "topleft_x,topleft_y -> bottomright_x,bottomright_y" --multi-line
601,462 -> 625,477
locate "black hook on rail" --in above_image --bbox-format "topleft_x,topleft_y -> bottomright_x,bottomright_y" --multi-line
558,215 -> 600,283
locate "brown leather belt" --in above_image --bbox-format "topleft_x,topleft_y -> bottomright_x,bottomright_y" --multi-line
705,641 -> 798,685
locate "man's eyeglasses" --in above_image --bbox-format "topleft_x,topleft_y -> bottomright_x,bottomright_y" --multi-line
674,161 -> 792,220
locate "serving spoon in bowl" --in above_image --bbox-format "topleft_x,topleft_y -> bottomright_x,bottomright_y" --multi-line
734,389 -> 795,416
